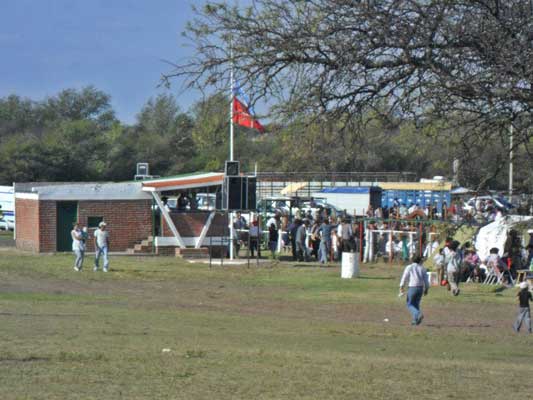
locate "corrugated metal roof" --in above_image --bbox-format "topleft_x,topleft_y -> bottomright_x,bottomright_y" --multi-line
16,182 -> 150,201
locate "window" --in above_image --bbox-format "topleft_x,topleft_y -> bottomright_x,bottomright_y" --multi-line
87,216 -> 104,228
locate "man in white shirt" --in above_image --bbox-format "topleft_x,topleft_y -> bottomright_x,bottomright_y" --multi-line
71,222 -> 84,272
399,256 -> 430,325
94,221 -> 110,272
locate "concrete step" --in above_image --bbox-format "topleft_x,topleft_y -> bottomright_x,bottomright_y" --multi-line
175,247 -> 209,259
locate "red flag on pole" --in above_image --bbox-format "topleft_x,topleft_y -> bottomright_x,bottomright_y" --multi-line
232,97 -> 265,133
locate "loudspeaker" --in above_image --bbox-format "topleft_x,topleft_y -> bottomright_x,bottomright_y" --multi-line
136,162 -> 149,176
221,176 -> 256,211
247,177 -> 257,210
227,176 -> 244,210
225,160 -> 240,176
215,190 -> 223,210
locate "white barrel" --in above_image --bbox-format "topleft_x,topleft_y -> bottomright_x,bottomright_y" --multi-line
341,252 -> 359,279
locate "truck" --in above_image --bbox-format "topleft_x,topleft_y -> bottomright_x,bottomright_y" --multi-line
313,186 -> 382,216
0,185 -> 15,230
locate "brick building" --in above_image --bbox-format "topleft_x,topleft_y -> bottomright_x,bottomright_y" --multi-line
14,173 -> 229,255
14,182 -> 152,253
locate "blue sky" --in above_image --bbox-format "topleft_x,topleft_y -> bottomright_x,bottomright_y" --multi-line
0,0 -> 204,124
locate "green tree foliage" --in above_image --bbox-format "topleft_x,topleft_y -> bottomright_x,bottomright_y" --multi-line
2,86 -> 533,193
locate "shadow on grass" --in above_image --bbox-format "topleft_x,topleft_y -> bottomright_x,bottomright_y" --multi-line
425,323 -> 492,328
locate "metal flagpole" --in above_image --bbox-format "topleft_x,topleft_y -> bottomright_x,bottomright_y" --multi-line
509,123 -> 513,202
230,49 -> 234,162
229,43 -> 235,260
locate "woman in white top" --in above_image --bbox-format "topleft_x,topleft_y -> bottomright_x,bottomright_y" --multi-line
71,222 -> 85,271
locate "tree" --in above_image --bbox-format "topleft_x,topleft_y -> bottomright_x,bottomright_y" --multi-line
167,0 -> 533,181
40,86 -> 116,130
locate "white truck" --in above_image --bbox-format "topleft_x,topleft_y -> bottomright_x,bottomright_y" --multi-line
0,185 -> 15,230
313,186 -> 382,216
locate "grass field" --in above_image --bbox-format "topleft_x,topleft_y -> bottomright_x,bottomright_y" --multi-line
0,230 -> 14,247
0,250 -> 532,399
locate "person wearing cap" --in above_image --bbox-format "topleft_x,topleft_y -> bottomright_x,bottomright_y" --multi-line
514,281 -> 532,333
93,221 -> 110,272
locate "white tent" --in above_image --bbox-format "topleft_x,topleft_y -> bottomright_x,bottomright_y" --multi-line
474,215 -> 533,260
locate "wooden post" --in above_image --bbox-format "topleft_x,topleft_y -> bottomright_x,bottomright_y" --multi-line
389,227 -> 393,265
419,223 -> 423,257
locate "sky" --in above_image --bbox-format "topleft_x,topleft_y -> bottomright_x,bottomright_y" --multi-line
0,0 -> 203,124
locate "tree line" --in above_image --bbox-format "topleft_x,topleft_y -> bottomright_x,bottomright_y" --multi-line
162,0 -> 533,193
1,86 -> 532,192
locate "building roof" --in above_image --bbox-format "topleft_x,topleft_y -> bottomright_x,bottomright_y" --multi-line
15,182 -> 150,201
378,182 -> 452,191
141,172 -> 224,192
320,186 -> 382,194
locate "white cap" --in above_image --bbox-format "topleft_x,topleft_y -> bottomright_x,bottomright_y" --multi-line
520,281 -> 529,290
98,221 -> 107,227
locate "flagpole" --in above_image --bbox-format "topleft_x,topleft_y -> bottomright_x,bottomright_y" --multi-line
230,48 -> 234,162
229,41 -> 235,260
509,123 -> 513,202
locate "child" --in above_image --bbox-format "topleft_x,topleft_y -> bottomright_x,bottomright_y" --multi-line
513,281 -> 532,333
433,248 -> 445,284
81,226 -> 88,245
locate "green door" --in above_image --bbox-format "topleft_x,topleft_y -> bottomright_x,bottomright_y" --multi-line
56,201 -> 78,251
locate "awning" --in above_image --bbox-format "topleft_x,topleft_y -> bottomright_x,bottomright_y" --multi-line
141,172 -> 224,192
280,182 -> 308,195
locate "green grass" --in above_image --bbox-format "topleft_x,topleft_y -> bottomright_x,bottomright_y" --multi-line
0,250 -> 532,399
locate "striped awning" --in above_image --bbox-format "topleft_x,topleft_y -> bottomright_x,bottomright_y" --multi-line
141,172 -> 224,192
280,182 -> 308,195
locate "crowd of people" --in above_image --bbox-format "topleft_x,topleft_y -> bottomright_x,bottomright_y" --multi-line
232,210 -> 359,263
366,197 -> 507,224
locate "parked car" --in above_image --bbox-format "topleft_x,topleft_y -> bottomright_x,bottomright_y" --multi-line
196,193 -> 216,210
463,196 -> 513,214
299,199 -> 344,219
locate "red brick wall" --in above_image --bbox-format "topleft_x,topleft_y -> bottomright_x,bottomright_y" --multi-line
77,200 -> 152,252
15,198 -> 40,252
162,212 -> 228,237
39,201 -> 57,253
16,198 -> 152,253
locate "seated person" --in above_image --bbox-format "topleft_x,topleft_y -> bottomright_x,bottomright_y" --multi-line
462,249 -> 481,281
485,247 -> 510,284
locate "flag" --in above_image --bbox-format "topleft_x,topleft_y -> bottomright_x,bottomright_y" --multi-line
233,97 -> 265,133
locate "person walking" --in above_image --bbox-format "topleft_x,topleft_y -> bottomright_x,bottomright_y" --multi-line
71,222 -> 85,271
295,219 -> 309,262
268,222 -> 278,259
94,221 -> 110,272
249,220 -> 261,258
399,255 -> 430,325
513,281 -> 532,334
309,220 -> 321,260
318,217 -> 333,264
446,241 -> 461,296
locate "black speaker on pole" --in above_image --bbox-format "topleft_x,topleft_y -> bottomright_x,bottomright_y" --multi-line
215,190 -> 223,210
225,161 -> 240,176
227,176 -> 244,210
247,177 -> 257,210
